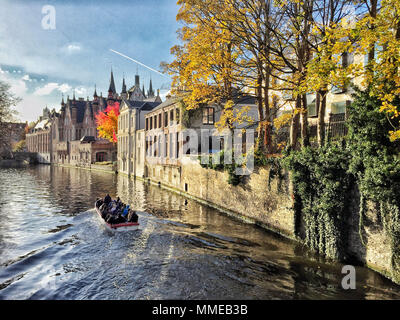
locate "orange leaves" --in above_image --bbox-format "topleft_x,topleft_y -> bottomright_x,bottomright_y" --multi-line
95,101 -> 120,143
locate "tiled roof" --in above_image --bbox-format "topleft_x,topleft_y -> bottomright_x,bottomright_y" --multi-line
149,97 -> 179,113
122,99 -> 161,111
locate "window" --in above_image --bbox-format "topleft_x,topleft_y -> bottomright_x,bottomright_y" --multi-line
150,117 -> 153,130
145,118 -> 148,131
164,112 -> 168,127
165,134 -> 168,158
331,101 -> 347,114
202,107 -> 214,125
158,114 -> 161,128
170,109 -> 174,125
307,103 -> 317,117
170,133 -> 174,158
176,132 -> 180,158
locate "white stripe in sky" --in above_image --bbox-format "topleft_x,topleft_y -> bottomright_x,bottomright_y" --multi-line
110,49 -> 169,78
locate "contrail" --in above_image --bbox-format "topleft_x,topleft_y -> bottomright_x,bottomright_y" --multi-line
110,49 -> 169,78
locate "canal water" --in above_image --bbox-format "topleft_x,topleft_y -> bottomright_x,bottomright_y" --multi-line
1,165 -> 400,300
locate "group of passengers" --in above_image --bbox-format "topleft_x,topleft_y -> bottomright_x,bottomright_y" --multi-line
96,194 -> 138,224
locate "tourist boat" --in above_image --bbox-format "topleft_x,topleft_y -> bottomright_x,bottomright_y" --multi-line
94,202 -> 139,231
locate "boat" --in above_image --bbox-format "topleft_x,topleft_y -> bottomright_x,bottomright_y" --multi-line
95,201 -> 139,231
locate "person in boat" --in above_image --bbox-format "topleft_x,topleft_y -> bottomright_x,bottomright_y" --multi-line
104,194 -> 112,205
106,208 -> 125,224
121,205 -> 130,219
127,208 -> 138,223
95,198 -> 103,208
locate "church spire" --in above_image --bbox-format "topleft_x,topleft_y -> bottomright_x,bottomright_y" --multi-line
142,84 -> 146,98
108,68 -> 116,97
122,75 -> 126,94
148,77 -> 155,98
93,84 -> 98,98
121,74 -> 127,99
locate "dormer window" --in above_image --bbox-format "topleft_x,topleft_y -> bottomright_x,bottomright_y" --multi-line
202,107 -> 214,125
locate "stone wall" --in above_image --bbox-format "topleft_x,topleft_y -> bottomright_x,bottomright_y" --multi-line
143,156 -> 398,283
346,187 -> 393,279
145,156 -> 296,238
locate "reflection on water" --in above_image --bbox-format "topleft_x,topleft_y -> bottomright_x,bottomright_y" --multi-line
0,165 -> 400,299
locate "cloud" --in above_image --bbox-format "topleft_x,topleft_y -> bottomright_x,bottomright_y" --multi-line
64,43 -> 82,55
34,82 -> 72,96
22,74 -> 32,81
75,86 -> 87,96
58,83 -> 72,94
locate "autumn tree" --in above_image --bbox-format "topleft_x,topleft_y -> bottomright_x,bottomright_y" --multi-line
95,101 -> 120,143
0,80 -> 20,156
356,0 -> 400,141
166,0 -> 284,153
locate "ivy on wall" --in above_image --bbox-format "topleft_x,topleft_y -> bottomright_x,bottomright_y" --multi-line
282,143 -> 353,260
281,87 -> 400,275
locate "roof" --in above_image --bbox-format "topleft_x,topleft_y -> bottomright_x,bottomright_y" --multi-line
233,94 -> 257,105
70,100 -> 87,123
121,99 -> 161,111
80,136 -> 96,143
34,119 -> 51,130
149,97 -> 179,113
144,96 -> 162,103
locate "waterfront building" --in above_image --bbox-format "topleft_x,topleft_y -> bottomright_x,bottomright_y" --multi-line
117,99 -> 162,176
27,70 -> 161,167
26,108 -> 55,163
142,93 -> 259,187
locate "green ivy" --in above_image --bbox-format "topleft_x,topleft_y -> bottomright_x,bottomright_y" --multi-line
281,86 -> 400,273
346,87 -> 400,277
282,142 -> 353,260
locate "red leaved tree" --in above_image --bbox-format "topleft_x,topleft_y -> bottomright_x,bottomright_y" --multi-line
95,101 -> 120,143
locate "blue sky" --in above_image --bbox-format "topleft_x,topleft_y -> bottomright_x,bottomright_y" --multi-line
0,0 -> 180,122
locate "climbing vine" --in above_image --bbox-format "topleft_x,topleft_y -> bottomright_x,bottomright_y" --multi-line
346,87 -> 400,277
281,87 -> 400,272
282,142 -> 354,260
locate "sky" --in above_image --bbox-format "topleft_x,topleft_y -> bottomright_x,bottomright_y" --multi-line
0,0 -> 180,122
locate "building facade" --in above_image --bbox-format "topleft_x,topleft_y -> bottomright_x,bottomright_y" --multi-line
27,71 -> 161,167
117,99 -> 162,176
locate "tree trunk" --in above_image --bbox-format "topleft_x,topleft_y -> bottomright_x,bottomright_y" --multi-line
290,97 -> 301,150
263,72 -> 272,154
317,90 -> 327,147
301,94 -> 310,146
367,0 -> 378,78
256,72 -> 264,151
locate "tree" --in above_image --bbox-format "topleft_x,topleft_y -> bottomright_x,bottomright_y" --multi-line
166,0 -> 282,153
13,140 -> 26,152
95,101 -> 120,143
355,0 -> 400,141
0,80 -> 20,155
